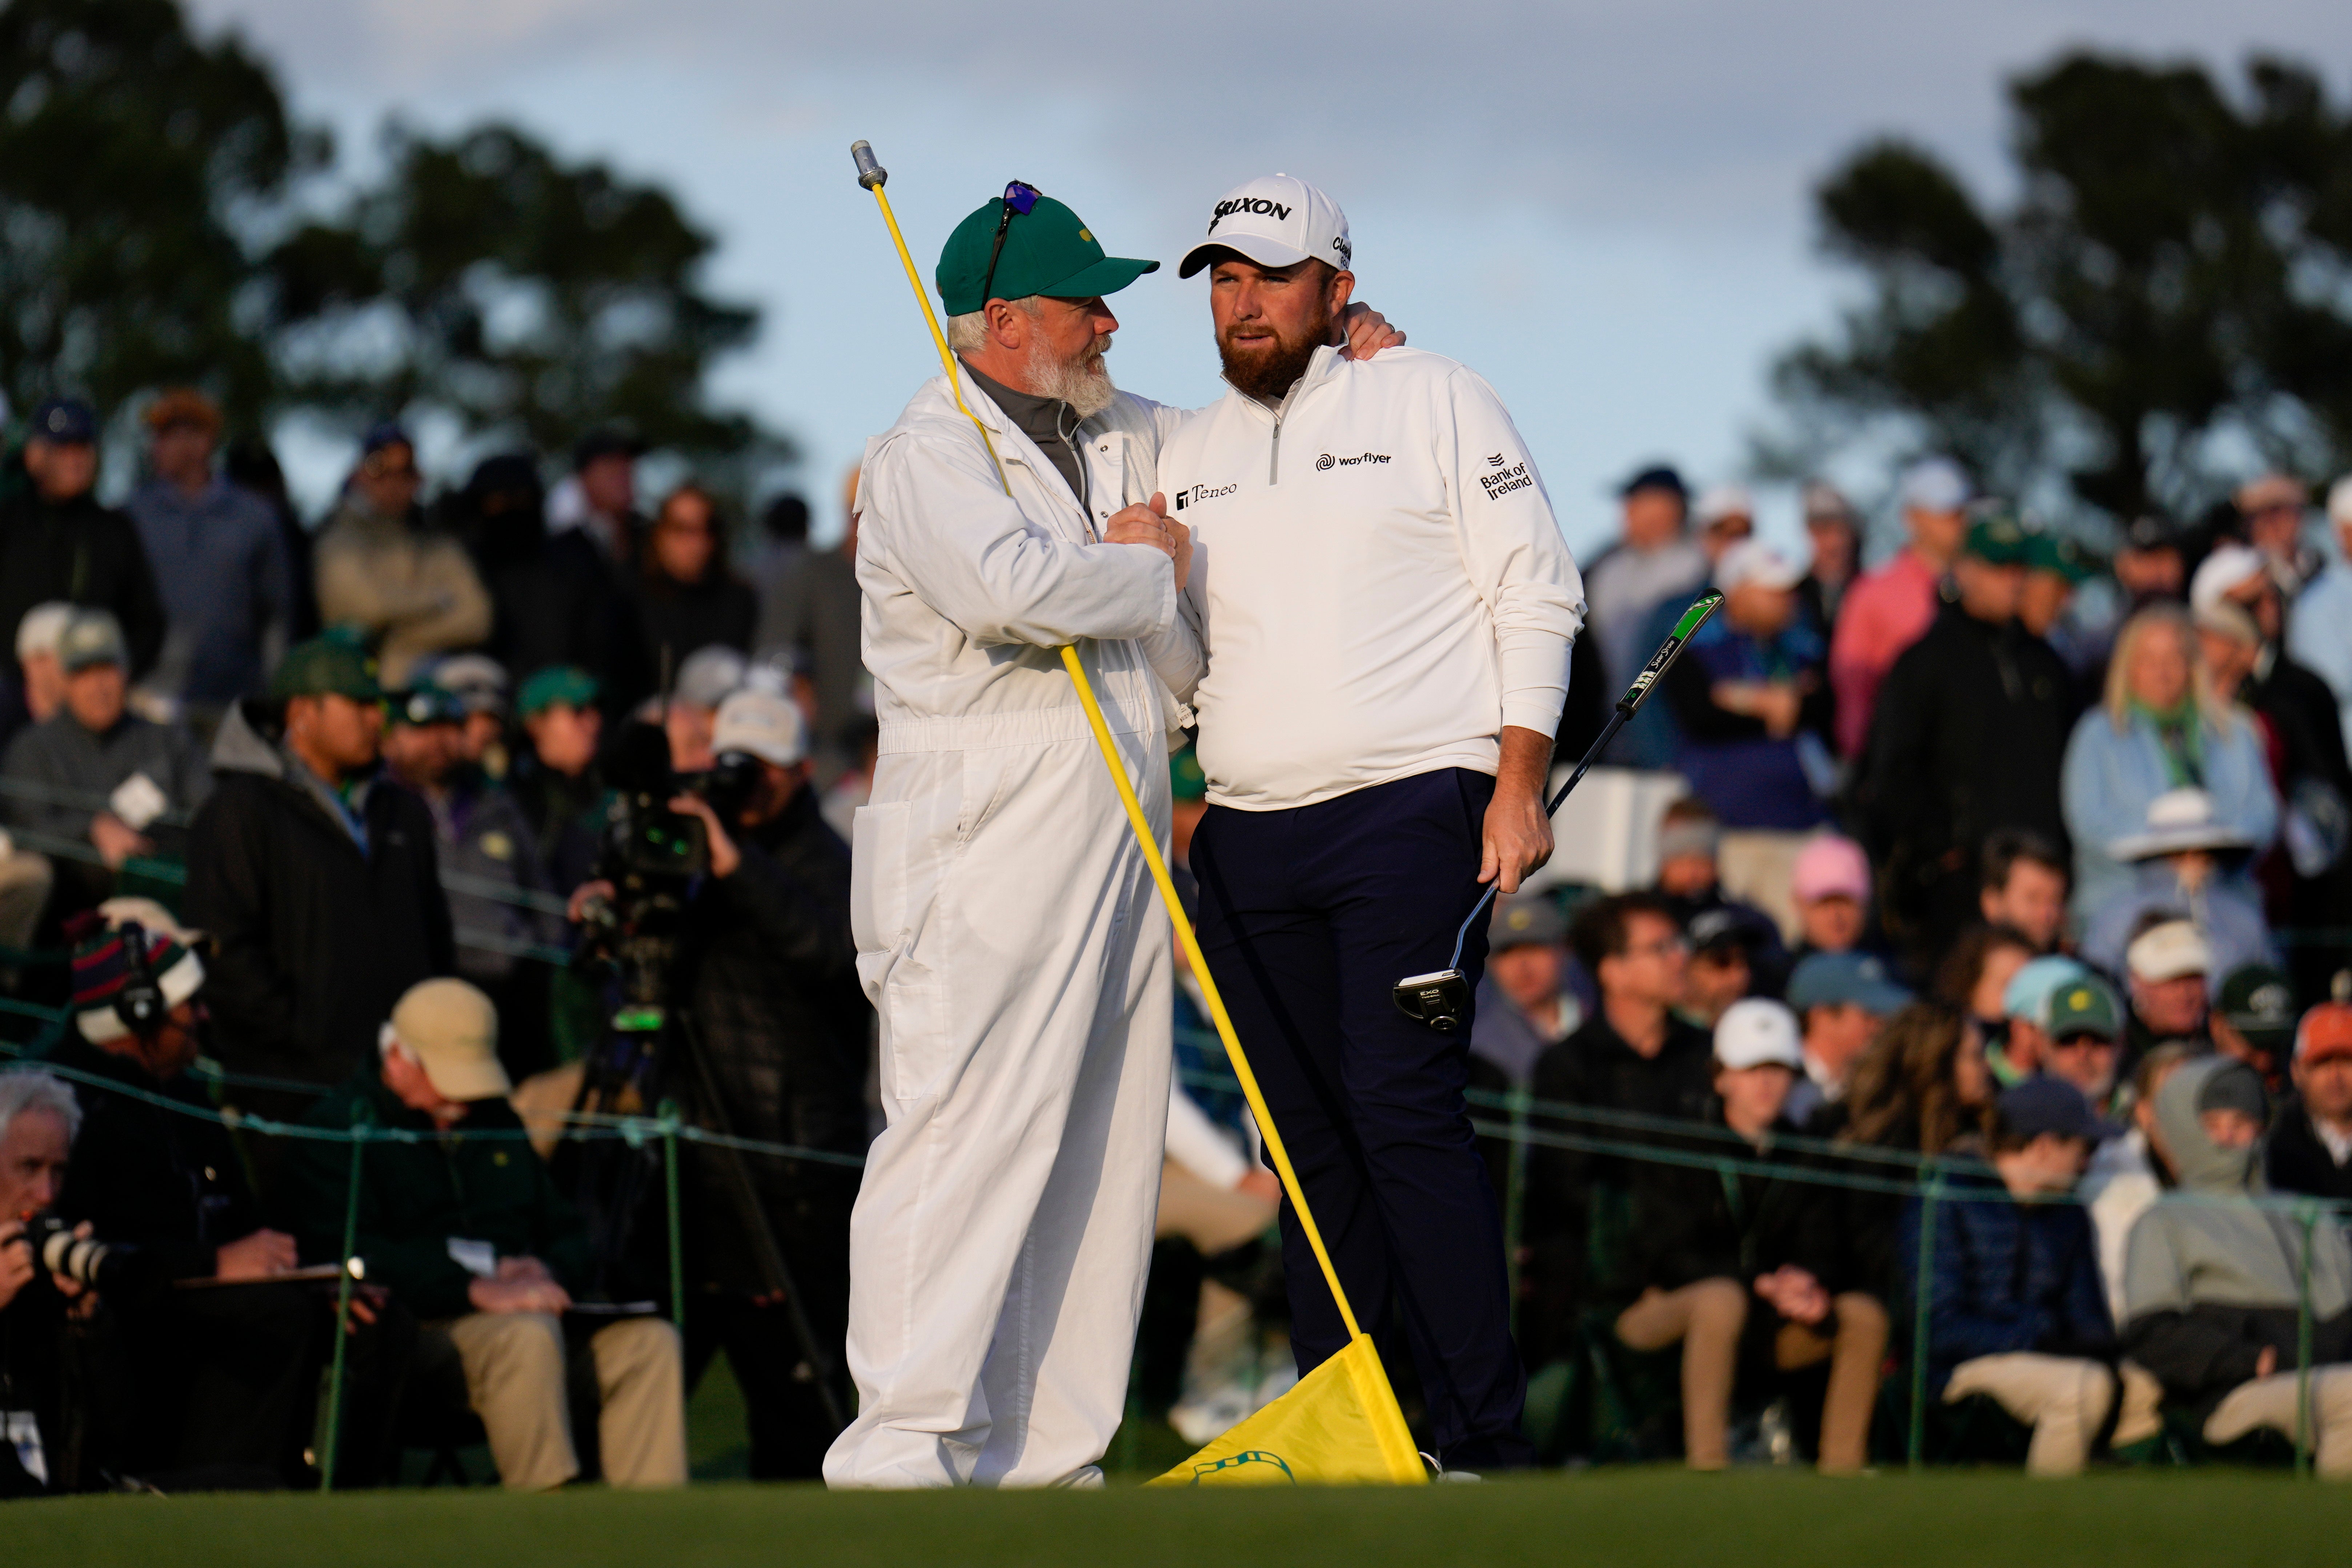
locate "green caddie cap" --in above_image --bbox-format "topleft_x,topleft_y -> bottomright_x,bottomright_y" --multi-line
1963,507 -> 2030,568
271,638 -> 380,702
936,191 -> 1159,317
2046,976 -> 2121,1042
2024,530 -> 2099,584
1170,744 -> 1207,803
517,665 -> 600,719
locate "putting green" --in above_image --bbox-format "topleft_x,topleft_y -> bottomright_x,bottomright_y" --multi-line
15,1469 -> 2352,1568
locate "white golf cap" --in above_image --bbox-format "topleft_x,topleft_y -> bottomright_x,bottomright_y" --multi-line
14,601 -> 75,662
2127,918 -> 2211,983
1694,484 -> 1755,529
1714,998 -> 1803,1071
1178,175 -> 1352,279
2189,544 -> 2266,615
711,688 -> 809,769
1899,457 -> 1971,514
1714,538 -> 1804,594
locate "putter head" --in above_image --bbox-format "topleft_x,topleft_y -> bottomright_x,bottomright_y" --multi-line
1394,969 -> 1472,1033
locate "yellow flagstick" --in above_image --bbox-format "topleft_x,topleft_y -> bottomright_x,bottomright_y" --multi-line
851,141 -> 1421,1484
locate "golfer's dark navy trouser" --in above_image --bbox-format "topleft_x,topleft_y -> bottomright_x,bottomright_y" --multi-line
1190,767 -> 1532,1469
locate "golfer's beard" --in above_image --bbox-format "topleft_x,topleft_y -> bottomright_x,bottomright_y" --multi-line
1028,333 -> 1117,420
1219,309 -> 1332,403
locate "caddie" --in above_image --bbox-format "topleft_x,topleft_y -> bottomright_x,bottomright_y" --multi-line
824,181 -> 1399,1489
1158,175 -> 1586,1473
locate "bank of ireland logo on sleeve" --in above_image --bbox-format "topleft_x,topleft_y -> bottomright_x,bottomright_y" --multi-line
1479,450 -> 1531,500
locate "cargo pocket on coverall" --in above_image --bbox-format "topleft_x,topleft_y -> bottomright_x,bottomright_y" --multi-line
850,797 -> 954,1105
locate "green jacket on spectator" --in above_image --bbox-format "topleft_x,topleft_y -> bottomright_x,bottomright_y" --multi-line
279,1067 -> 593,1320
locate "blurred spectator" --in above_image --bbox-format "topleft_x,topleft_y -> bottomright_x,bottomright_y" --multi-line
634,483 -> 757,681
2083,1041 -> 2197,1325
1977,829 -> 2070,953
1858,509 -> 2075,966
1898,1079 -> 2156,1477
123,389 -> 291,717
1838,1000 -> 1993,1158
1782,951 -> 1911,1126
2286,477 -> 2352,746
1990,954 -> 2088,1086
1664,540 -> 1829,835
1652,798 -> 1786,988
1788,834 -> 1873,960
7,602 -> 75,742
1796,482 -> 1860,632
1,609 -> 207,916
568,427 -> 649,569
184,640 -> 453,1098
1587,465 -> 1704,768
464,452 -> 651,718
0,401 -> 166,684
44,913 -> 394,1488
429,653 -> 513,777
1682,910 -> 1759,1028
2112,513 -> 2187,608
2122,1056 -> 2352,1472
0,1069 -> 77,1496
756,468 -> 866,784
1933,923 -> 2036,1042
1622,483 -> 1758,775
2209,963 -> 2297,1095
2063,604 -> 2278,916
661,645 -> 746,775
2039,974 -> 2127,1119
221,438 -> 318,644
283,980 -> 686,1491
314,425 -> 492,688
649,690 -> 869,1477
2232,472 -> 2320,599
2080,789 -> 2277,985
1829,456 -> 1970,759
2123,916 -> 2213,1058
509,666 -> 607,894
2021,530 -> 2102,693
746,492 -> 810,595
381,680 -> 556,1082
1612,1000 -> 1884,1473
1472,893 -> 1580,1092
2269,1000 -> 2352,1204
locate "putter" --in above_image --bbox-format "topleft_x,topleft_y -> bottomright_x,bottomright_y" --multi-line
1391,590 -> 1726,1031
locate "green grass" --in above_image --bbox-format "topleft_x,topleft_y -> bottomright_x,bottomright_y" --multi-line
15,1470 -> 2352,1567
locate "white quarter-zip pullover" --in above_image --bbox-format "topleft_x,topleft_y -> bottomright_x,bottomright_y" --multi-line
1156,344 -> 1584,811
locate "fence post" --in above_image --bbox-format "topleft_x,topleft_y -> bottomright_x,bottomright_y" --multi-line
660,1100 -> 686,1340
1503,1084 -> 1530,1332
2296,1202 -> 2317,1480
320,1110 -> 369,1491
1907,1171 -> 1939,1474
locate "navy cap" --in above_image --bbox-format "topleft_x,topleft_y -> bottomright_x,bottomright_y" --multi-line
1786,951 -> 1913,1016
1998,1077 -> 2109,1143
360,421 -> 412,457
1619,464 -> 1688,501
31,399 -> 97,444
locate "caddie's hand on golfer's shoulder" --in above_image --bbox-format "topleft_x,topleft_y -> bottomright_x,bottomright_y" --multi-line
1338,302 -> 1405,360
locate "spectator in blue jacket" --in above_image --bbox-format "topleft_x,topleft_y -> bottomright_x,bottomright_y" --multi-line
2062,604 -> 2277,917
1665,540 -> 1831,833
1897,1078 -> 2161,1475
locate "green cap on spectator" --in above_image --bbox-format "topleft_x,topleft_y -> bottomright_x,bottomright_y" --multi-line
1964,507 -> 2030,567
517,665 -> 600,718
1170,743 -> 1207,803
271,638 -> 380,701
2045,975 -> 2121,1041
2024,530 -> 2099,584
2218,963 -> 2298,1056
56,609 -> 127,673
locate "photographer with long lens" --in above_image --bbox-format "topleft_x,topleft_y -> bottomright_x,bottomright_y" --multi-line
567,688 -> 867,1477
39,907 -> 411,1489
1,1069 -> 79,1496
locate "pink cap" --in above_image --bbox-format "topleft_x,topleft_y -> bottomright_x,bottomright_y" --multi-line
1792,834 -> 1871,905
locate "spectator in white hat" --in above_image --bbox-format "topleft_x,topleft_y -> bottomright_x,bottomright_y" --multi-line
2232,472 -> 2320,597
7,601 -> 76,742
1828,456 -> 1970,759
1613,998 -> 1886,1472
2287,475 -> 2352,744
2122,915 -> 2214,1057
2081,789 -> 2277,986
1798,482 -> 1861,630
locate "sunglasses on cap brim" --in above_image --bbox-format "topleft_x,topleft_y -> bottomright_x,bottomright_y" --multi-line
979,181 -> 1041,309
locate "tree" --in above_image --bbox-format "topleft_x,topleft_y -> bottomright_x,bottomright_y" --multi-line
267,122 -> 777,467
0,0 -> 320,424
1767,51 -> 2352,525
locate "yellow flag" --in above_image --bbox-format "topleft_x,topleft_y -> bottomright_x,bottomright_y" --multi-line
1147,1335 -> 1427,1487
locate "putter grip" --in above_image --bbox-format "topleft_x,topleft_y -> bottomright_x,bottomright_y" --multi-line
1615,590 -> 1724,716
851,140 -> 886,190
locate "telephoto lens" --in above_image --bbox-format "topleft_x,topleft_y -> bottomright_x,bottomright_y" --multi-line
29,1213 -> 133,1292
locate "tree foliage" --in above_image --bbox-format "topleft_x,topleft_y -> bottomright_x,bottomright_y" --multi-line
0,0 -> 778,469
1771,51 -> 2352,524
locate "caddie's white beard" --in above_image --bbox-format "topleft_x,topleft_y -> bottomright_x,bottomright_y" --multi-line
1029,332 -> 1117,420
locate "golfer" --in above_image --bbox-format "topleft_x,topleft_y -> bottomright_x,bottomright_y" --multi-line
825,184 -> 1397,1489
1159,176 -> 1585,1472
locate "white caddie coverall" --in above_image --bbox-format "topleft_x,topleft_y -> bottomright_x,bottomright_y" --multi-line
822,366 -> 1198,1489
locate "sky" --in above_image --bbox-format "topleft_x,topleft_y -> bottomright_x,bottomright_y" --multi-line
189,0 -> 2352,554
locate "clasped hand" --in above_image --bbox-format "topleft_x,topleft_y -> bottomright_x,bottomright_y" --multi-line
1103,493 -> 1192,590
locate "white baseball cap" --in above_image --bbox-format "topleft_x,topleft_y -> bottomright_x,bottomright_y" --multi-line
1714,998 -> 1803,1071
2189,543 -> 2267,615
1899,457 -> 1971,514
1694,484 -> 1756,529
2127,918 -> 2211,983
1714,538 -> 1804,594
711,689 -> 809,769
1178,175 -> 1352,279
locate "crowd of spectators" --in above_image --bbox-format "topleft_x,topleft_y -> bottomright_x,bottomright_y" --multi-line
5,384 -> 2352,1490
